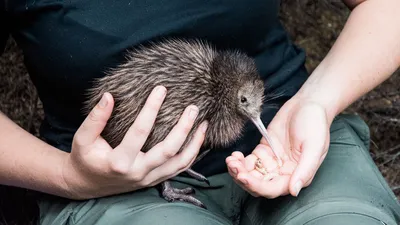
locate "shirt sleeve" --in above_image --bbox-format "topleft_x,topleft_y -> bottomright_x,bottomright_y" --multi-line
0,1 -> 9,55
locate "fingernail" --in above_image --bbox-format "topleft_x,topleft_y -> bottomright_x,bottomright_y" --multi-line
294,180 -> 303,197
201,121 -> 208,133
98,94 -> 108,108
189,106 -> 198,120
155,86 -> 166,98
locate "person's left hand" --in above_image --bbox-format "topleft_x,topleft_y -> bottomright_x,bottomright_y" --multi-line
226,96 -> 331,198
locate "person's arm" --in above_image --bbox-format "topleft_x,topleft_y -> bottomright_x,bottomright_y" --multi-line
0,88 -> 207,199
0,5 -> 66,197
226,0 -> 400,198
286,0 -> 400,196
297,0 -> 400,124
0,112 -> 70,197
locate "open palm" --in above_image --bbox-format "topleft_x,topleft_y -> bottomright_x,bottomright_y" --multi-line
226,97 -> 331,198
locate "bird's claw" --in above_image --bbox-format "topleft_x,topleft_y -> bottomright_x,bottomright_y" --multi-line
186,168 -> 210,185
161,184 -> 206,209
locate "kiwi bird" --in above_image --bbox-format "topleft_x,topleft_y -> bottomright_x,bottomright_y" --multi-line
84,38 -> 281,209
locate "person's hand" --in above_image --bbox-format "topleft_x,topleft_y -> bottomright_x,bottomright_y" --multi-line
61,86 -> 208,200
226,96 -> 330,198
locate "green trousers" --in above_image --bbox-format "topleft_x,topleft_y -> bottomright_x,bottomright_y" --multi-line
37,114 -> 400,225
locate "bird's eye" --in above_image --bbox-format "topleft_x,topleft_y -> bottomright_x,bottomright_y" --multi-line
241,96 -> 247,103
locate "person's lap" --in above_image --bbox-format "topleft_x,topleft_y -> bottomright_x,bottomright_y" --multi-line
241,114 -> 400,225
37,114 -> 400,225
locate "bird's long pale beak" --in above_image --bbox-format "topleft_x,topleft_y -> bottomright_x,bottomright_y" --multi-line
251,117 -> 283,167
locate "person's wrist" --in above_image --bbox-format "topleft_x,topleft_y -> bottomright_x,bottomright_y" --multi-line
292,86 -> 338,126
58,151 -> 88,200
33,145 -> 81,199
60,152 -> 101,200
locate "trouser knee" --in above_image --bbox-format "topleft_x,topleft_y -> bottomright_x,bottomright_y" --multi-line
282,200 -> 398,225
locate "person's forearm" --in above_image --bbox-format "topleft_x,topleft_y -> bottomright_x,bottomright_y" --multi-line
296,0 -> 400,123
0,111 -> 70,197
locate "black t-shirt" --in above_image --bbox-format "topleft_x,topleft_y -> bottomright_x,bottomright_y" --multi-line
1,0 -> 308,176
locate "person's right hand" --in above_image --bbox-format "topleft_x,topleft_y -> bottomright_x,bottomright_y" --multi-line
61,85 -> 208,200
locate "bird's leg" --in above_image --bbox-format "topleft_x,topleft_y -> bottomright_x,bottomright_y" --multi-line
160,180 -> 206,209
185,149 -> 211,185
185,169 -> 210,185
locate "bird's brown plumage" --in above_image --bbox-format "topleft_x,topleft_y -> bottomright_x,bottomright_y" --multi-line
84,38 -> 265,153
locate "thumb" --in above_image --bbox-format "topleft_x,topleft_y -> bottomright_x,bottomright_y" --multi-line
289,140 -> 325,197
74,92 -> 114,147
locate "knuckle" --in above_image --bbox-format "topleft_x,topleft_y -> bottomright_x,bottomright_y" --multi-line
305,165 -> 318,181
177,162 -> 189,172
161,143 -> 177,159
162,149 -> 176,159
72,133 -> 82,144
134,126 -> 151,137
108,160 -> 130,175
73,133 -> 86,147
131,171 -> 145,182
138,178 -> 152,187
178,157 -> 192,171
88,109 -> 102,123
305,170 -> 315,181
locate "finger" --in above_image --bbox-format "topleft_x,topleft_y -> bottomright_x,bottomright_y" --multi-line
117,85 -> 166,154
145,121 -> 208,186
227,152 -> 246,170
107,86 -> 166,174
226,155 -> 238,164
143,105 -> 199,169
227,160 -> 260,197
74,92 -> 114,148
302,150 -> 328,187
226,156 -> 245,180
227,157 -> 249,178
289,141 -> 326,197
244,154 -> 258,171
231,177 -> 259,197
237,172 -> 290,198
232,151 -> 245,162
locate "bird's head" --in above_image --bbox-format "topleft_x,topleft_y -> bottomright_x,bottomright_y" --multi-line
236,79 -> 265,121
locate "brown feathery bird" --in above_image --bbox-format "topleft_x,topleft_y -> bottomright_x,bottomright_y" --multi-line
84,38 -> 280,209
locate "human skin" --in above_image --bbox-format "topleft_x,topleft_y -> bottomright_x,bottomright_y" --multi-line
0,86 -> 208,199
226,0 -> 400,198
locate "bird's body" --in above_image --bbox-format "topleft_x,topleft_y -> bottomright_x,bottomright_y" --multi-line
84,38 -> 264,153
84,38 -> 272,209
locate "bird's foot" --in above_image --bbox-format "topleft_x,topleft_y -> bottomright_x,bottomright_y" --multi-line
161,181 -> 206,209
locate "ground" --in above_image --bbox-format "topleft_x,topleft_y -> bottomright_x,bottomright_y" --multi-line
0,1 -> 399,224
